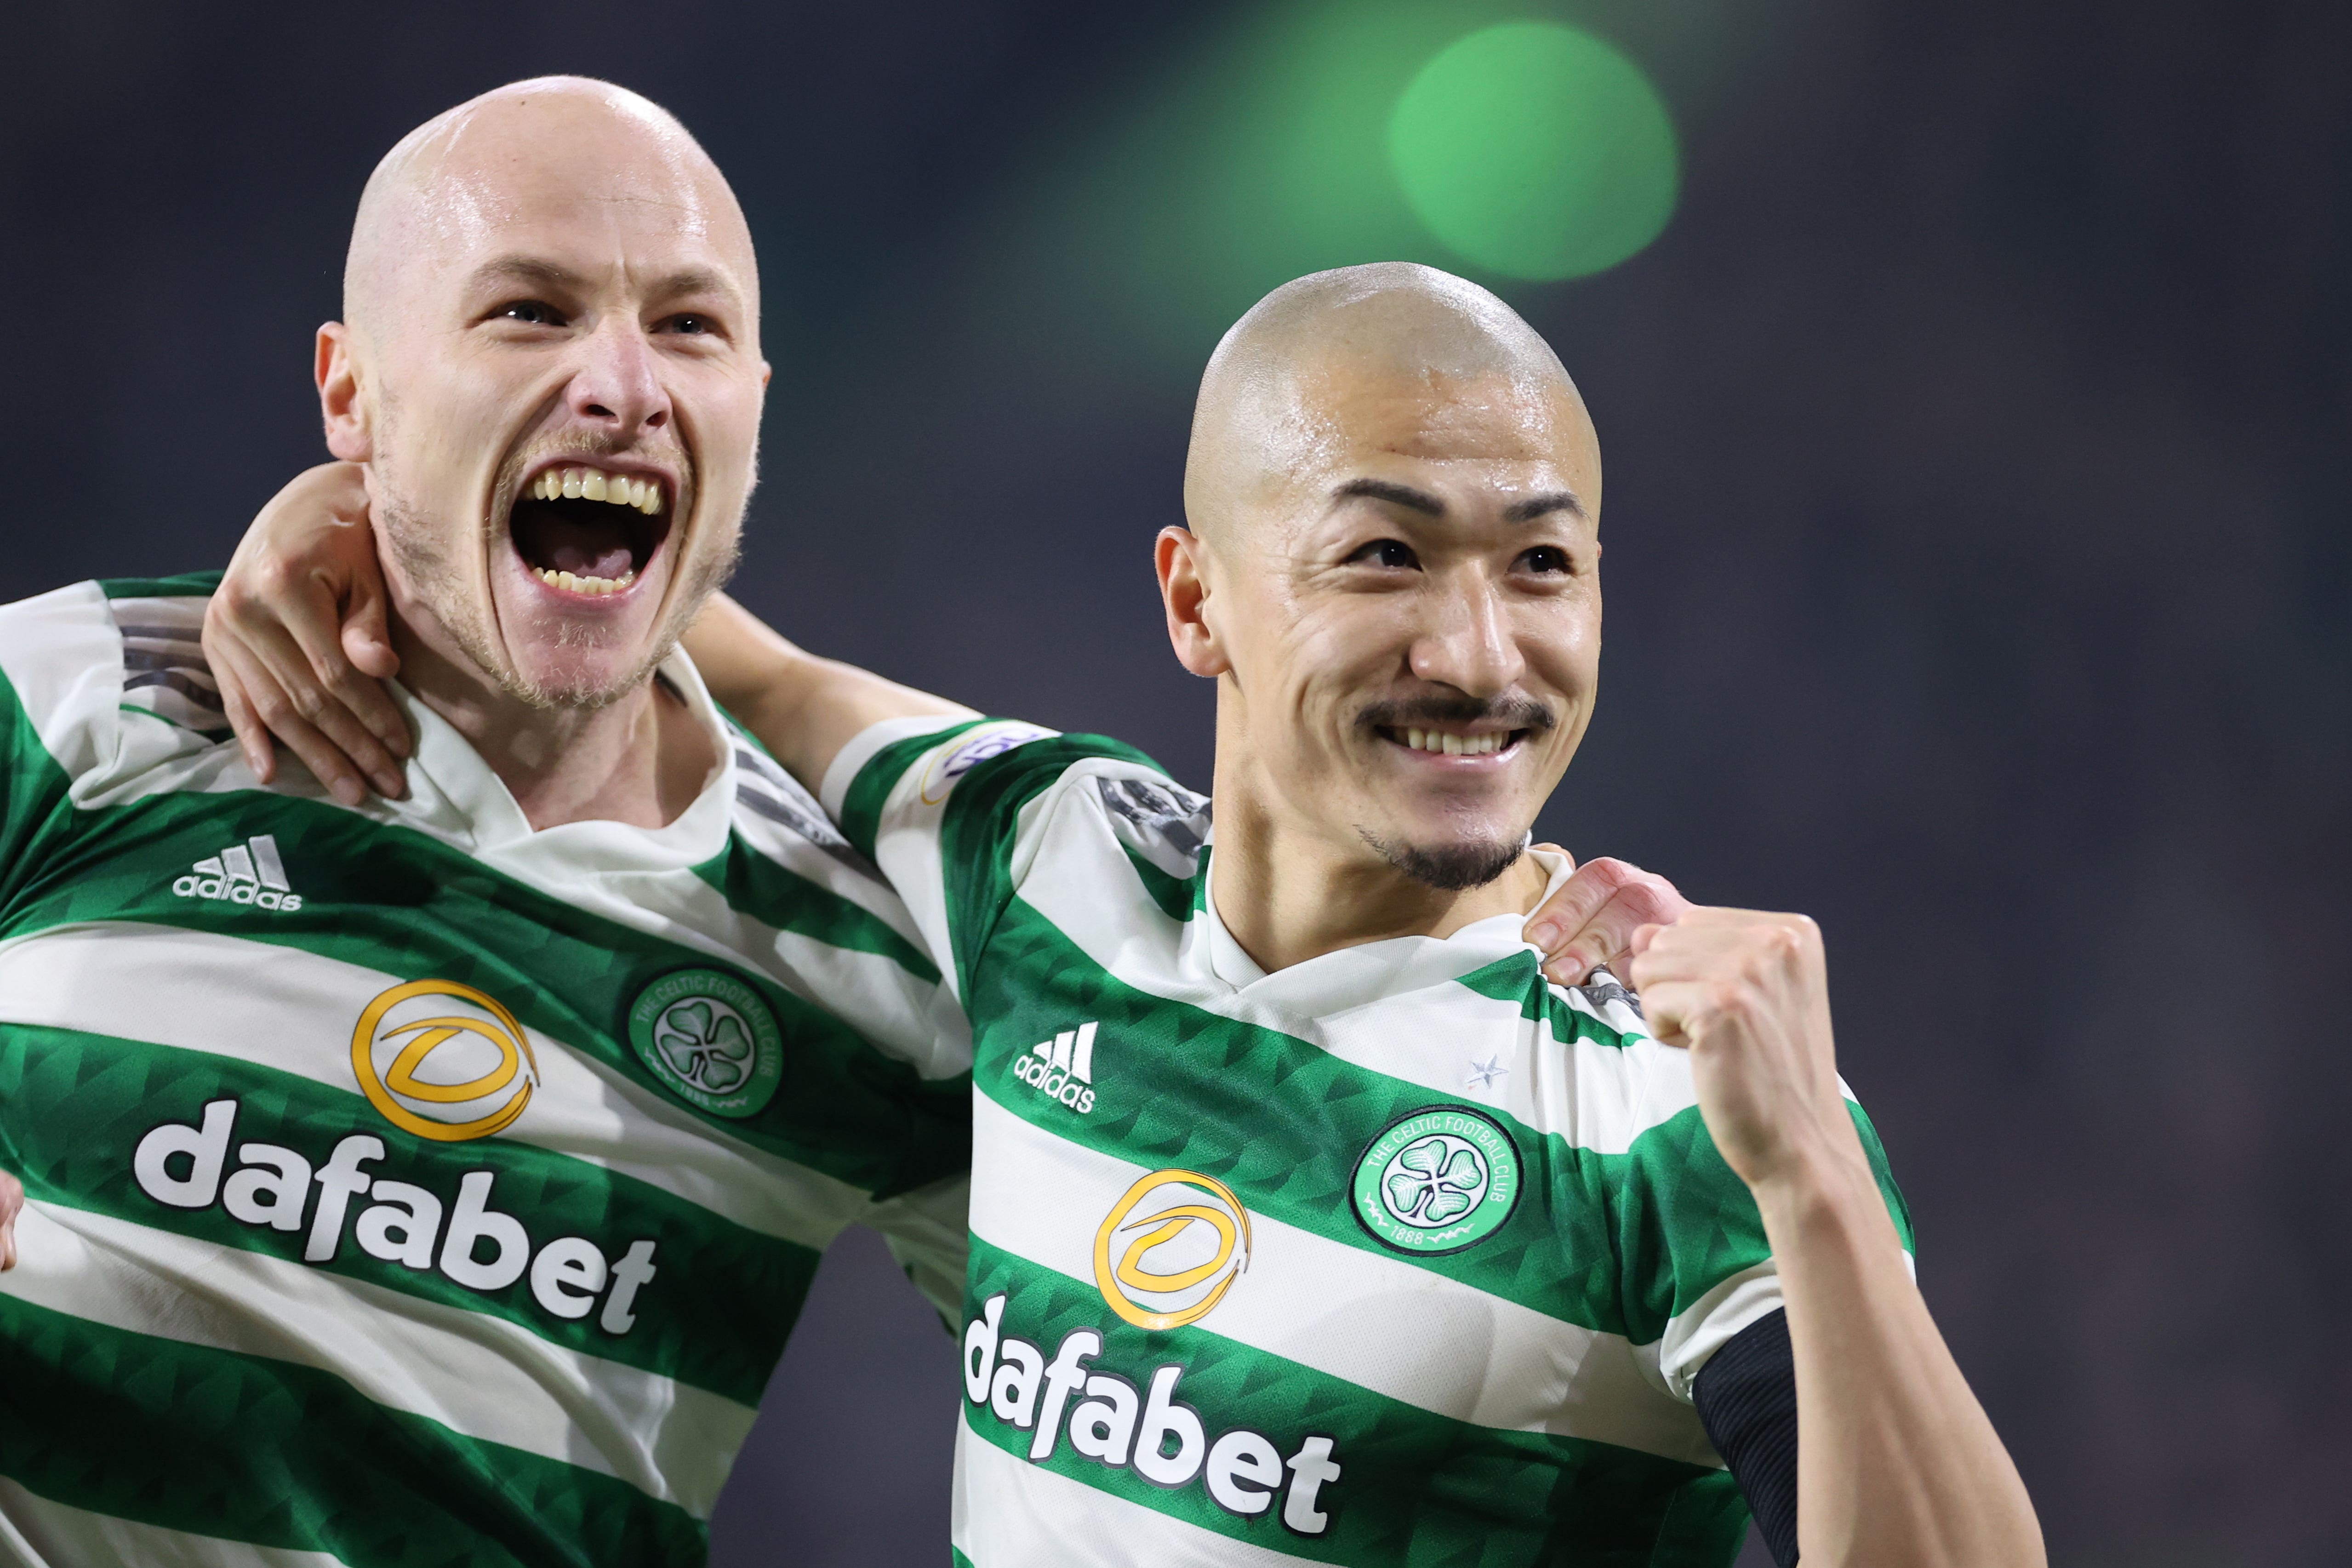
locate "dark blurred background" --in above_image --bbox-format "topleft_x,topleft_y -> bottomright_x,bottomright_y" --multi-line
5,0 -> 2346,1563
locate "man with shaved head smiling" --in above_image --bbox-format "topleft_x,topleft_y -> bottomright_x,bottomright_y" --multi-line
0,79 -> 1652,1568
213,259 -> 2041,1566
0,79 -> 979,1565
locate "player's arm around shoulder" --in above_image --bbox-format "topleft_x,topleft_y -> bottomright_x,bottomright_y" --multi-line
202,461 -> 978,801
1628,908 -> 2045,1568
683,593 -> 976,794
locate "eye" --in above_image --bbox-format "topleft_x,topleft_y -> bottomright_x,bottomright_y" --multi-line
658,313 -> 715,336
496,299 -> 567,327
1346,539 -> 1420,570
1517,545 -> 1574,575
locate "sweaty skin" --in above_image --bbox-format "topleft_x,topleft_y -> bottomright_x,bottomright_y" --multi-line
209,262 -> 2044,1567
207,459 -> 1678,982
210,76 -> 769,830
1165,265 -> 1606,972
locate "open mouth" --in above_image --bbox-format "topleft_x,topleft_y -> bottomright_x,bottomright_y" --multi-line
509,464 -> 674,597
1377,725 -> 1525,759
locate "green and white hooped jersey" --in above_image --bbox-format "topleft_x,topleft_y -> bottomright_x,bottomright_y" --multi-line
825,718 -> 1915,1568
0,576 -> 972,1568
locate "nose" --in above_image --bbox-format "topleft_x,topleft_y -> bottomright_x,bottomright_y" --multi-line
564,314 -> 671,439
1408,571 -> 1526,698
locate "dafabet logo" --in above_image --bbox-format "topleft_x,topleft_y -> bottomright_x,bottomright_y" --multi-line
127,977 -> 659,1334
350,979 -> 538,1142
960,1171 -> 1343,1534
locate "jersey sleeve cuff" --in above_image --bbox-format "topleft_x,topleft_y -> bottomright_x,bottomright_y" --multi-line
820,714 -> 980,822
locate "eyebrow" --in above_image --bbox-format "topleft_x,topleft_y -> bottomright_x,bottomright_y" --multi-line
465,256 -> 744,309
1330,479 -> 1444,515
1503,490 -> 1587,522
1330,478 -> 1587,521
466,256 -> 588,295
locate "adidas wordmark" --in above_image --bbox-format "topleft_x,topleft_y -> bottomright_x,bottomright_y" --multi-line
1010,1020 -> 1096,1114
171,832 -> 303,912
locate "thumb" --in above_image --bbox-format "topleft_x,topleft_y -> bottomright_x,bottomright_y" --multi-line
341,576 -> 400,680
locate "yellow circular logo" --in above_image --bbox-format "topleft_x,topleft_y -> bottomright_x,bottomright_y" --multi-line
350,979 -> 537,1142
1092,1169 -> 1252,1331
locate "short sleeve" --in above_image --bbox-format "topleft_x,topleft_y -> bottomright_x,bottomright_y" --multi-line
820,717 -> 1169,1001
0,581 -> 170,891
1606,1038 -> 1915,1402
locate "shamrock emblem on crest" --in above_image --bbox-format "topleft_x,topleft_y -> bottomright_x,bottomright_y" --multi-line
654,999 -> 754,1092
1384,1135 -> 1487,1224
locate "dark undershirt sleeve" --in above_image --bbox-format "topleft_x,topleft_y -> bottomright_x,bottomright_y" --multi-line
1692,1307 -> 1799,1567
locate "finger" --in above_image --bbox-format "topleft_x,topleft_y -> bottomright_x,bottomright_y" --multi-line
335,571 -> 409,760
1533,865 -> 1684,987
234,655 -> 371,808
240,615 -> 406,800
1541,887 -> 1642,986
244,577 -> 407,793
1540,867 -> 1694,986
341,559 -> 402,679
1523,855 -> 1637,958
208,634 -> 279,785
1634,979 -> 1712,1048
1670,906 -> 1800,928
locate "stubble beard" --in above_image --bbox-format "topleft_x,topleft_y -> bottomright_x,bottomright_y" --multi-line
1355,825 -> 1526,892
1348,690 -> 1549,891
374,480 -> 740,714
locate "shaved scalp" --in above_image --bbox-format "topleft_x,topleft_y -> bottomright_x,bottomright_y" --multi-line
344,76 -> 753,341
1184,262 -> 1592,541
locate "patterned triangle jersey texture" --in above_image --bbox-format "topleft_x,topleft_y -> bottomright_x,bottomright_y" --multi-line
0,576 -> 973,1568
825,716 -> 1915,1568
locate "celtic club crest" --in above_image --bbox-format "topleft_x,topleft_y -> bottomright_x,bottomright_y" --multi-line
627,969 -> 783,1118
1351,1106 -> 1521,1255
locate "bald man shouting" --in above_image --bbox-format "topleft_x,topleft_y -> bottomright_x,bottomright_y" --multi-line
211,263 -> 2042,1565
0,80 -> 976,1565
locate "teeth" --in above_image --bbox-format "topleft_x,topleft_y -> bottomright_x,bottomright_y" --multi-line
528,466 -> 667,514
533,566 -> 639,596
1396,728 -> 1507,756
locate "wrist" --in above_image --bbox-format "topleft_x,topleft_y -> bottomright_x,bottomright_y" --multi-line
1748,1136 -> 1886,1240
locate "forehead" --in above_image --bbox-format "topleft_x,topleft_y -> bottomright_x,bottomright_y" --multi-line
1289,359 -> 1598,491
389,103 -> 750,298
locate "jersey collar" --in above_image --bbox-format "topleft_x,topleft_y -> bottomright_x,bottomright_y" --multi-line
375,648 -> 737,876
1190,847 -> 1574,1015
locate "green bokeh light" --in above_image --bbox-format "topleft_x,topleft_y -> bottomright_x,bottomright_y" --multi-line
1388,22 -> 1679,280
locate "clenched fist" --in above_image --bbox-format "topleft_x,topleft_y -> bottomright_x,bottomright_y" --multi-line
1627,908 -> 1869,1195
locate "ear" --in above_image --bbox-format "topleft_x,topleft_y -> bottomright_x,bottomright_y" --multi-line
1156,526 -> 1230,679
317,322 -> 374,462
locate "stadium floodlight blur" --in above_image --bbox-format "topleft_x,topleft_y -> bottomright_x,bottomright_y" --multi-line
995,1 -> 1688,369
1389,22 -> 1679,280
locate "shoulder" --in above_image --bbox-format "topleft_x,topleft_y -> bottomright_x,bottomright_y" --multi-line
722,718 -> 888,884
0,573 -> 230,790
821,716 -> 1182,853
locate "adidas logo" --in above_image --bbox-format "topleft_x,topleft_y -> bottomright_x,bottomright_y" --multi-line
1010,1021 -> 1097,1115
171,834 -> 304,912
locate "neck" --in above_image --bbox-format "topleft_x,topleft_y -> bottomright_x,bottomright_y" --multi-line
386,598 -> 713,832
1206,750 -> 1549,976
